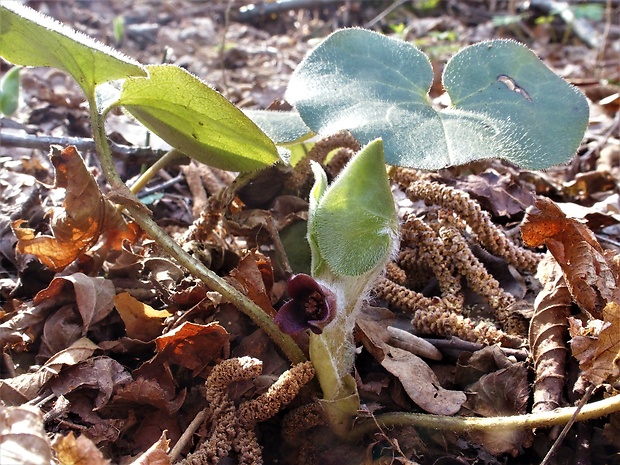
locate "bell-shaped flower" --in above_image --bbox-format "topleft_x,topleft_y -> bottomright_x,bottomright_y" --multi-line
274,274 -> 337,335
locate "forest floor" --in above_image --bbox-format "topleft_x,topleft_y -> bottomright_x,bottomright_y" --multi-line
1,1 -> 619,464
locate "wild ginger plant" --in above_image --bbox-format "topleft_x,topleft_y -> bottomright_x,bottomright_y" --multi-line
2,1 -> 610,447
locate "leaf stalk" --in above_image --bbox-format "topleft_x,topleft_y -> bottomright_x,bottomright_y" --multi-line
350,392 -> 620,439
88,97 -> 306,365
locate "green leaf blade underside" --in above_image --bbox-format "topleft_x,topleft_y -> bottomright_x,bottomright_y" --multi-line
0,2 -> 146,96
287,29 -> 589,170
243,109 -> 313,145
120,65 -> 280,172
312,139 -> 398,276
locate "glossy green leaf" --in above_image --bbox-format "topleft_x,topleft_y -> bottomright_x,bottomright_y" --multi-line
0,2 -> 146,96
287,29 -> 589,170
243,109 -> 313,145
120,65 -> 280,172
310,138 -> 398,276
0,66 -> 20,115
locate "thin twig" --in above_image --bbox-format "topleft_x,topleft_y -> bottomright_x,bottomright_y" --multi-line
539,384 -> 596,465
129,149 -> 185,195
218,0 -> 233,98
0,131 -> 169,162
169,408 -> 209,463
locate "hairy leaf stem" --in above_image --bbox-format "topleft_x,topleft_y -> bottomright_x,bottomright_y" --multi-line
88,98 -> 306,365
350,392 -> 620,439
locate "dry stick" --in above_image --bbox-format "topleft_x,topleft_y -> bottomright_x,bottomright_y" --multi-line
88,99 -> 306,365
169,408 -> 209,463
596,0 -> 614,79
129,148 -> 185,195
218,0 -> 233,98
0,131 -> 168,161
539,384 -> 596,465
350,389 -> 620,440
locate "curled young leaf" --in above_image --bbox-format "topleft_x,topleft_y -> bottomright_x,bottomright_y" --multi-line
309,138 -> 399,277
274,274 -> 337,335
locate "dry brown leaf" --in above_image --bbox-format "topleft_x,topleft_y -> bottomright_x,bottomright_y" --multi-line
52,432 -> 110,465
35,273 -> 116,331
529,255 -> 572,412
569,301 -> 620,385
356,305 -> 466,415
12,145 -> 138,271
114,292 -> 172,342
464,362 -> 531,456
455,169 -> 535,218
454,345 -> 513,388
229,250 -> 277,318
127,432 -> 171,465
382,346 -> 467,415
521,197 -> 620,318
0,405 -> 52,465
31,273 -> 115,358
0,299 -> 59,353
464,362 -> 530,417
114,376 -> 186,415
152,321 -> 229,376
0,337 -> 98,403
602,410 -> 620,450
47,356 -> 132,409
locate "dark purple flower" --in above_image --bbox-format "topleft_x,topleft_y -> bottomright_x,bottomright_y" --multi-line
274,274 -> 337,336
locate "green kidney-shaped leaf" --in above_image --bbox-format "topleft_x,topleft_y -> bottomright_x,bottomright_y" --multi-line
120,65 -> 280,172
0,2 -> 146,96
286,29 -> 589,170
310,138 -> 398,276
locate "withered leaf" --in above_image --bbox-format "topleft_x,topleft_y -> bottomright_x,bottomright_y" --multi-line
35,273 -> 116,331
455,169 -> 535,218
521,197 -> 620,318
562,170 -> 617,199
381,346 -> 467,415
52,432 -> 110,465
12,146 -> 138,271
464,362 -> 530,417
114,292 -> 172,342
47,356 -> 132,409
153,321 -> 229,376
529,256 -> 572,412
229,251 -> 277,318
0,406 -> 52,465
0,337 -> 98,403
357,305 -> 466,415
114,377 -> 186,415
464,362 -> 532,456
569,301 -> 620,385
127,432 -> 171,465
455,345 -> 513,388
